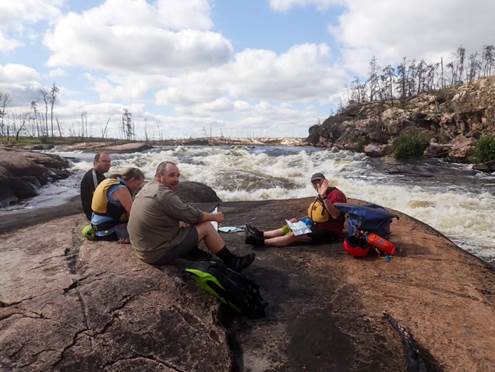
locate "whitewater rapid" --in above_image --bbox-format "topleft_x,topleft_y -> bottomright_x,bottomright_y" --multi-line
6,145 -> 495,263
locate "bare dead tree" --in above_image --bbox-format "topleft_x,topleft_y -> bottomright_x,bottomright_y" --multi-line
102,117 -> 111,139
456,46 -> 466,84
0,93 -> 10,138
39,88 -> 50,136
49,83 -> 59,137
15,113 -> 29,141
122,109 -> 133,140
30,100 -> 40,137
56,118 -> 62,137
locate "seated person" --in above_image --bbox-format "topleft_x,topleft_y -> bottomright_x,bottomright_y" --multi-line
91,167 -> 145,242
245,172 -> 347,247
80,152 -> 111,220
128,161 -> 255,272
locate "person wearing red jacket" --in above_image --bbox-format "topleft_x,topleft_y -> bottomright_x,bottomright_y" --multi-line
245,172 -> 347,247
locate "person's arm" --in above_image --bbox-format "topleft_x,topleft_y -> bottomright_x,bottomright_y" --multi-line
317,179 -> 341,220
200,211 -> 224,223
113,187 -> 133,215
80,173 -> 94,220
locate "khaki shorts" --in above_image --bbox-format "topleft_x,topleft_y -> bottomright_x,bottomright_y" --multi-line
152,226 -> 199,266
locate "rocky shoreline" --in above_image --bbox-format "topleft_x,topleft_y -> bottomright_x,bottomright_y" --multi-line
307,77 -> 495,172
0,147 -> 71,209
1,194 -> 494,371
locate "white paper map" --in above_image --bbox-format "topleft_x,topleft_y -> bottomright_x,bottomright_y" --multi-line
285,219 -> 312,236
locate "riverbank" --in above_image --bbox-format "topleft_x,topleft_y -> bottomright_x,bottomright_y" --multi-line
307,77 -> 495,171
1,196 -> 494,370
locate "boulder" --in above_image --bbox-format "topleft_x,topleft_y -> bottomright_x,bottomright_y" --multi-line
175,181 -> 221,203
1,198 -> 494,371
0,149 -> 70,208
364,144 -> 393,157
447,136 -> 476,161
473,160 -> 495,173
424,142 -> 452,158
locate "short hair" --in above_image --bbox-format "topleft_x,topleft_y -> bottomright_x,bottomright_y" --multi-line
94,152 -> 110,162
155,161 -> 176,177
122,167 -> 145,181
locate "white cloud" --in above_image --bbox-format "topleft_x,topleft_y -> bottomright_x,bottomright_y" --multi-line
0,32 -> 23,51
47,67 -> 67,77
0,0 -> 63,52
269,0 -> 340,11
331,0 -> 495,74
0,64 -> 42,104
85,73 -> 167,102
155,43 -> 347,112
155,0 -> 213,30
44,0 -> 232,74
0,0 -> 62,25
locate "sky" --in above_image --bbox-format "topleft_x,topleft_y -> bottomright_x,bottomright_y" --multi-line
1,0 -> 494,139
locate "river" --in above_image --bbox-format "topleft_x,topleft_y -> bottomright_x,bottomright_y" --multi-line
2,145 -> 494,263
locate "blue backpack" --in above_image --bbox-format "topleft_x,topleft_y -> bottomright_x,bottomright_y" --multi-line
335,203 -> 398,238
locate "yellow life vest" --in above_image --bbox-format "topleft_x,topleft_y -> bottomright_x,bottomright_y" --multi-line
307,197 -> 329,223
91,178 -> 127,220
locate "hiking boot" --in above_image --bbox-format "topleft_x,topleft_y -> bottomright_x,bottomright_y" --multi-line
227,253 -> 256,272
246,224 -> 263,238
245,233 -> 265,246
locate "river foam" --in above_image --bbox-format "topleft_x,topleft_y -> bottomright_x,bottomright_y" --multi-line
8,145 -> 495,262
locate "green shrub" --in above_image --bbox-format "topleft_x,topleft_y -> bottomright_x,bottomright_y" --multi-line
392,131 -> 429,160
474,135 -> 495,163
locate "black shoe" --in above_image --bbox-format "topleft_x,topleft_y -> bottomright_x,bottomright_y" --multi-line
246,224 -> 263,238
228,253 -> 256,272
245,233 -> 265,246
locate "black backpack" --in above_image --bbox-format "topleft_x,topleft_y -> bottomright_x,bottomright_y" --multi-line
185,261 -> 267,318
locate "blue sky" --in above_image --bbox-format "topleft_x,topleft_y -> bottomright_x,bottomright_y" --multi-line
1,0 -> 494,139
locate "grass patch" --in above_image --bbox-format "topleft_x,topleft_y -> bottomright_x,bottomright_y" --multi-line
474,135 -> 495,163
392,130 -> 429,160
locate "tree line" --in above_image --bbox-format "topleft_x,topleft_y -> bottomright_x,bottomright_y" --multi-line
346,44 -> 495,105
0,82 -> 137,142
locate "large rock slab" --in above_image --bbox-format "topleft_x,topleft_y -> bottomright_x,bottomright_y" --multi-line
219,198 -> 495,371
1,198 -> 494,371
0,215 -> 231,371
0,148 -> 70,208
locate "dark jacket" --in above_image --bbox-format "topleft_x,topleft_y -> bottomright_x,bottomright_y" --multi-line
80,169 -> 105,220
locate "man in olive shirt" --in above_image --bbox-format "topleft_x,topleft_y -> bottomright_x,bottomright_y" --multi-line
128,161 -> 255,272
80,152 -> 111,220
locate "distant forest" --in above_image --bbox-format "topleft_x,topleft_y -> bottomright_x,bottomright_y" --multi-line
344,45 -> 495,106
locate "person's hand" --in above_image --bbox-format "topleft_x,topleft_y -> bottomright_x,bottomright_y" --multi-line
179,221 -> 190,228
289,217 -> 298,223
317,179 -> 329,197
215,212 -> 224,223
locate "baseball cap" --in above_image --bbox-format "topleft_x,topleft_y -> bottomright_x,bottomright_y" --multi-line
310,172 -> 325,183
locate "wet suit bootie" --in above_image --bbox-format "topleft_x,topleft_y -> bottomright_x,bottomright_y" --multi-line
217,247 -> 256,272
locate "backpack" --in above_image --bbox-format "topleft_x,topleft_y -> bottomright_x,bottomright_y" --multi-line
185,261 -> 267,318
307,197 -> 330,223
335,203 -> 398,238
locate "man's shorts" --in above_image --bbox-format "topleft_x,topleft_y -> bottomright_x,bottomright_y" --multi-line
152,226 -> 199,266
